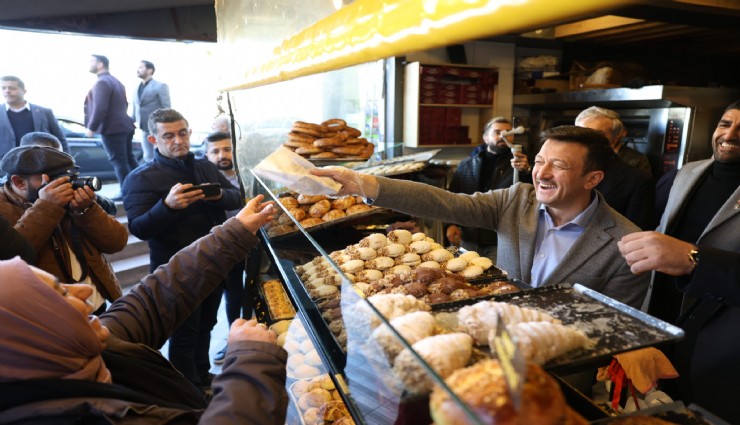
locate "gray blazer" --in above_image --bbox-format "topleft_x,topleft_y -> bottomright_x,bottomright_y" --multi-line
374,177 -> 649,308
643,159 -> 740,308
0,103 -> 69,156
131,79 -> 171,132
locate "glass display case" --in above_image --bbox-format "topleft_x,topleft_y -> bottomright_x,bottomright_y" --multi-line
251,173 -> 488,425
250,173 -> 686,425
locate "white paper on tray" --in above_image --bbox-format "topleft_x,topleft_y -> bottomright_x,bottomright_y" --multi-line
252,147 -> 342,196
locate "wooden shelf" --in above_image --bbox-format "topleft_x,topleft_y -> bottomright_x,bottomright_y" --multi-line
420,103 -> 492,108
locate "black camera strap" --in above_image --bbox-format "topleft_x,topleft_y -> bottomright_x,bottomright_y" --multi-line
50,224 -> 89,283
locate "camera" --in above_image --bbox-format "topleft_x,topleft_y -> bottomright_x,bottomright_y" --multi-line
54,171 -> 102,192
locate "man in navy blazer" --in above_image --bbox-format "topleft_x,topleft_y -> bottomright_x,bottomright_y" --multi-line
1,76 -> 69,157
131,60 -> 171,163
84,55 -> 137,193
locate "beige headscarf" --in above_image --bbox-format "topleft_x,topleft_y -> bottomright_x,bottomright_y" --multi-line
0,257 -> 111,383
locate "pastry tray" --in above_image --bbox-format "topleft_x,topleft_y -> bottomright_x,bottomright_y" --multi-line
439,283 -> 685,373
591,402 -> 731,425
256,279 -> 297,324
267,206 -> 400,241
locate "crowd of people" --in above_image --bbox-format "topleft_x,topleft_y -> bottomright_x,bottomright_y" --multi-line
1,52 -> 738,423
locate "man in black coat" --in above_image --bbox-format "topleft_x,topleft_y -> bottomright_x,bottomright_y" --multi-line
122,108 -> 242,392
576,106 -> 656,230
448,117 -> 532,261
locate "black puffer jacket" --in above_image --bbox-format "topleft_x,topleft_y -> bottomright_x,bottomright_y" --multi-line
122,150 -> 242,271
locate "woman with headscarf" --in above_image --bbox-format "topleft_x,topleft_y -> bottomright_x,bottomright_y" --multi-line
0,196 -> 287,425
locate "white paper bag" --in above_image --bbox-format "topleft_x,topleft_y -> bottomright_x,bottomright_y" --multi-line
252,147 -> 341,195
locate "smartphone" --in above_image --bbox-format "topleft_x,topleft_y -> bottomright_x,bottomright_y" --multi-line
184,183 -> 221,197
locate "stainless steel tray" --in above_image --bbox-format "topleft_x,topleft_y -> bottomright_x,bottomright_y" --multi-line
456,283 -> 685,372
267,206 -> 399,241
591,401 -> 731,425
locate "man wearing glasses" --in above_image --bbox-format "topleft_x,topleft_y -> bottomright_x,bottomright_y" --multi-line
121,108 -> 242,395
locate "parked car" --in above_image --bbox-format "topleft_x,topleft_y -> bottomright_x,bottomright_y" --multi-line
61,117 -> 211,182
59,117 -> 143,182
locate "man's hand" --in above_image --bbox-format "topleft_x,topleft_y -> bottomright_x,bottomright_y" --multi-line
70,186 -> 96,214
38,175 -> 74,207
618,231 -> 697,276
227,318 -> 276,345
84,129 -> 95,138
311,166 -> 379,198
511,150 -> 531,172
164,183 -> 206,210
236,194 -> 276,234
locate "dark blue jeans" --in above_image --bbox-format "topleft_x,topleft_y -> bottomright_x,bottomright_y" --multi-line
168,286 -> 223,386
224,260 -> 253,325
101,131 -> 138,185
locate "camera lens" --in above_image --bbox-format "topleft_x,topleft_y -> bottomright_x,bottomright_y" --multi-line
70,176 -> 102,191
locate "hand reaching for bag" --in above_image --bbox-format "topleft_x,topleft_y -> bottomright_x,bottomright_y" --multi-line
236,194 -> 276,234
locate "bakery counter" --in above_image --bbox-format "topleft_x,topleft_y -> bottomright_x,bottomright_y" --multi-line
252,175 -> 686,425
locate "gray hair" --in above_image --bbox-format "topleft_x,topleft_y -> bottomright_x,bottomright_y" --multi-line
575,106 -> 625,139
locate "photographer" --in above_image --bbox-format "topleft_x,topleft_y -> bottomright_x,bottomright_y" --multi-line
0,146 -> 128,313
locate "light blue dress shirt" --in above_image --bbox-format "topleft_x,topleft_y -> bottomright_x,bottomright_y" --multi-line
529,194 -> 600,287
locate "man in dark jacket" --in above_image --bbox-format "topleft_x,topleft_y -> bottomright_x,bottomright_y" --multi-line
448,117 -> 532,261
618,100 -> 740,423
84,55 -> 137,195
122,108 -> 243,392
575,106 -> 656,230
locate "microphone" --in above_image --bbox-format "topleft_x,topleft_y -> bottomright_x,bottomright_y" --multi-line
499,126 -> 526,137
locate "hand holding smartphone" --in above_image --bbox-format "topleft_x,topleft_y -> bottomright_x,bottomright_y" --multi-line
184,183 -> 221,198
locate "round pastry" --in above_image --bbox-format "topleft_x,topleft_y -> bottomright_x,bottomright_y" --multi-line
413,266 -> 445,284
278,196 -> 299,208
427,292 -> 451,304
290,208 -> 308,222
310,151 -> 339,159
390,264 -> 412,276
292,121 -> 328,138
330,146 -> 364,156
267,223 -> 295,236
378,243 -> 406,258
321,209 -> 346,221
422,248 -> 454,262
287,353 -> 305,370
461,265 -> 484,280
283,139 -> 313,149
343,127 -> 362,138
404,281 -> 428,298
314,135 -> 346,148
297,194 -> 328,204
276,212 -> 293,225
344,137 -> 362,145
409,240 -> 432,254
340,259 -> 365,274
429,242 -> 443,251
304,349 -> 322,366
302,407 -> 320,425
470,256 -> 493,270
330,196 -> 356,210
411,232 -> 427,242
355,269 -> 384,282
292,379 -> 314,398
365,256 -> 395,271
295,146 -> 324,156
387,229 -> 413,245
359,233 -> 388,250
445,257 -> 468,272
346,204 -> 371,215
298,388 -> 333,410
321,118 -> 347,130
458,250 -> 480,262
309,199 -> 331,218
286,131 -> 317,143
397,252 -> 421,267
318,400 -> 350,421
349,247 -> 377,261
299,218 -> 324,228
430,359 -> 567,425
417,260 -> 441,269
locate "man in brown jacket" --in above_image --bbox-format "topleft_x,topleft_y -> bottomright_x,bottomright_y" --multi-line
0,146 -> 127,312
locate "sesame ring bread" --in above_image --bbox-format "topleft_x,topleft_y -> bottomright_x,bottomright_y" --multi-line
295,146 -> 324,156
286,132 -> 317,143
284,139 -> 314,149
330,146 -> 364,156
310,151 -> 339,159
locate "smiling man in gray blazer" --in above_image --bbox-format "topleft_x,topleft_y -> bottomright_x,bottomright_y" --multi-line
1,76 -> 69,157
131,60 -> 171,162
315,125 -> 649,309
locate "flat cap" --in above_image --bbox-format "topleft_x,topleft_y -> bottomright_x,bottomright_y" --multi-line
1,146 -> 78,176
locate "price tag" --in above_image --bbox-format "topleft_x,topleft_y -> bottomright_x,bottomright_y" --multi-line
491,312 -> 525,410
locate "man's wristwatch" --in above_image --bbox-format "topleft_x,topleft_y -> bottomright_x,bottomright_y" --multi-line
687,248 -> 700,271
